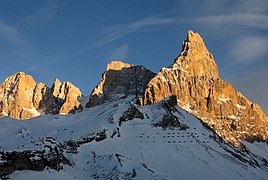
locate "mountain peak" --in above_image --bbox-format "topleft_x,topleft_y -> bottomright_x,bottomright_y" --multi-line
144,30 -> 267,147
86,61 -> 155,107
106,61 -> 132,71
184,30 -> 208,55
187,30 -> 203,42
12,71 -> 26,77
9,71 -> 26,77
0,72 -> 38,119
172,30 -> 219,78
3,72 -> 36,86
54,78 -> 61,84
0,73 -> 83,119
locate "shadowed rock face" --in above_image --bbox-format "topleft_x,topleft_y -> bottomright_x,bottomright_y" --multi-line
0,72 -> 82,120
86,61 -> 156,108
144,30 -> 268,147
0,137 -> 71,177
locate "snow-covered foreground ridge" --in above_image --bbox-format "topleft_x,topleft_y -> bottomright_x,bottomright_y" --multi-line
0,96 -> 267,179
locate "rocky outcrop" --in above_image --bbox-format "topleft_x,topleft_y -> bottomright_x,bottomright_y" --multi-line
86,61 -> 156,108
0,72 -> 83,120
144,30 -> 268,147
153,95 -> 189,130
33,82 -> 48,110
0,137 -> 71,177
52,79 -> 83,114
0,72 -> 40,119
119,105 -> 144,126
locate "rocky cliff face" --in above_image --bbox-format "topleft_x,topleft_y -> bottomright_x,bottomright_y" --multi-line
86,61 -> 156,108
0,72 -> 82,120
0,72 -> 40,119
144,30 -> 268,147
52,79 -> 83,114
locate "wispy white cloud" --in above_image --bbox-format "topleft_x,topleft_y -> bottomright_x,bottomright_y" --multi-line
91,11 -> 268,49
109,44 -> 129,61
18,0 -> 59,27
91,15 -> 181,49
26,60 -> 60,72
236,0 -> 268,14
0,21 -> 26,45
174,0 -> 268,17
230,37 -> 268,63
195,13 -> 268,29
50,1 -> 268,62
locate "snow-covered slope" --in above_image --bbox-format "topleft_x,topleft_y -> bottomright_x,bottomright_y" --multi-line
0,96 -> 267,179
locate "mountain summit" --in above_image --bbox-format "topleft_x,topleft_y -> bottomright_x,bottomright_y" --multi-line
0,72 -> 39,119
0,30 -> 268,179
86,61 -> 156,107
173,30 -> 219,78
144,30 -> 267,147
0,31 -> 266,148
0,72 -> 83,119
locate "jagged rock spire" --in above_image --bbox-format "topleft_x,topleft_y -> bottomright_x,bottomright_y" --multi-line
0,72 -> 83,119
172,30 -> 219,78
144,30 -> 267,147
51,79 -> 83,114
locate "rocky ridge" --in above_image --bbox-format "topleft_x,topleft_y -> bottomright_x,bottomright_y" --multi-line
0,31 -> 267,148
0,72 -> 82,120
143,30 -> 268,147
86,61 -> 156,107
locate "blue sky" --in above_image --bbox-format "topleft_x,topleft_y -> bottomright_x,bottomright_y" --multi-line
0,0 -> 267,113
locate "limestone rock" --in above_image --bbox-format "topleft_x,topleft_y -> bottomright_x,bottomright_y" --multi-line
0,73 -> 83,119
33,82 -> 48,110
144,30 -> 268,147
0,72 -> 39,119
51,79 -> 83,114
86,61 -> 156,108
173,30 -> 219,78
106,61 -> 132,71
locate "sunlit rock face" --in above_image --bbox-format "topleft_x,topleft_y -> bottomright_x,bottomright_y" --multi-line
52,79 -> 83,115
144,30 -> 268,147
0,73 -> 82,120
86,61 -> 156,108
0,72 -> 39,119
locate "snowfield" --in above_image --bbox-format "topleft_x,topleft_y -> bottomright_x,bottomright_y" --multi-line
0,96 -> 267,179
